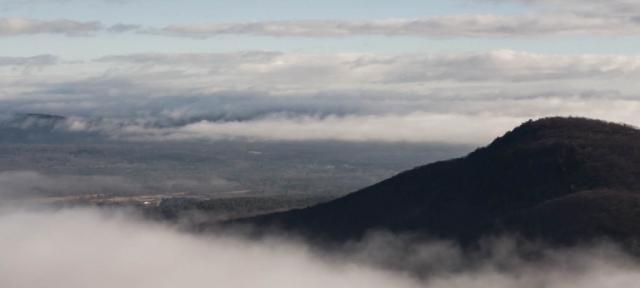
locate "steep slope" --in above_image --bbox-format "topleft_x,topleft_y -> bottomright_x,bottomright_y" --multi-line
505,189 -> 640,244
245,117 -> 640,244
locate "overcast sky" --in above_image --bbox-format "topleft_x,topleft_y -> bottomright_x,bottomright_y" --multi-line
2,0 -> 640,144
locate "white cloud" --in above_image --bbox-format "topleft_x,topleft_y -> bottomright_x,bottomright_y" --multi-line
0,208 -> 422,288
0,18 -> 102,36
479,0 -> 640,15
4,50 -> 640,144
59,97 -> 640,144
94,50 -> 640,84
148,14 -> 640,38
1,10 -> 639,39
0,55 -> 57,66
3,0 -> 640,39
102,113 -> 524,144
1,207 -> 640,288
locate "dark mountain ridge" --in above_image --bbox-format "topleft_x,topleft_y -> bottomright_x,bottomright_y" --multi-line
0,112 -> 101,143
243,117 -> 640,246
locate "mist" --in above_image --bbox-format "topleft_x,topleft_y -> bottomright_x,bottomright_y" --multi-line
2,206 -> 640,288
0,171 -> 142,199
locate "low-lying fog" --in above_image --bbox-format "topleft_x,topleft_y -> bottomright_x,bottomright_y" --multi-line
1,206 -> 640,288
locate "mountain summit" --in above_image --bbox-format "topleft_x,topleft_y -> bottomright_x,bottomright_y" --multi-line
245,117 -> 640,245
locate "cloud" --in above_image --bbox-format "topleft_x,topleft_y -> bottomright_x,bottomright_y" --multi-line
0,55 -> 58,66
0,55 -> 58,74
0,208 -> 422,288
94,50 -> 640,83
55,95 -> 640,143
96,113 -> 524,144
106,23 -> 141,33
3,0 -> 640,39
23,89 -> 639,144
0,170 -> 240,201
0,17 -> 142,37
0,171 -> 142,199
148,14 -> 640,38
479,0 -> 640,15
0,18 -> 102,36
4,50 -> 640,144
1,207 -> 640,288
95,51 -> 283,67
2,10 -> 639,39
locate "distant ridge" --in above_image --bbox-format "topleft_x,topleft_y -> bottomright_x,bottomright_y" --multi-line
23,113 -> 66,121
243,117 -> 640,246
0,112 -> 96,144
0,112 -> 66,126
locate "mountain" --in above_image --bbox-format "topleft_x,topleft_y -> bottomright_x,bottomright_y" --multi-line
242,117 -> 640,246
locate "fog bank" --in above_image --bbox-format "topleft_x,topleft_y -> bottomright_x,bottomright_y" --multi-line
1,207 -> 640,288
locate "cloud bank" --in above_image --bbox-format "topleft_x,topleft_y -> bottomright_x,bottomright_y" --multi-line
150,14 -> 640,38
2,49 -> 640,144
480,0 -> 640,15
68,113 -> 521,144
0,18 -> 102,36
94,50 -> 640,83
4,0 -> 640,39
1,207 -> 640,288
0,55 -> 57,66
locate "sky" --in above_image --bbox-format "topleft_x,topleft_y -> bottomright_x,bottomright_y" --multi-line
2,0 -> 640,144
